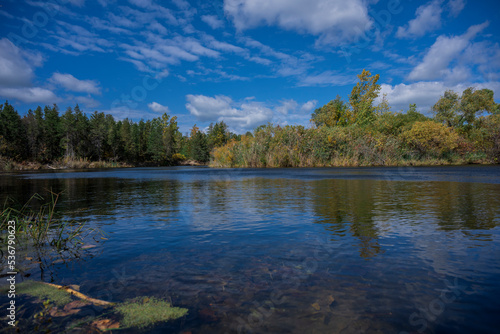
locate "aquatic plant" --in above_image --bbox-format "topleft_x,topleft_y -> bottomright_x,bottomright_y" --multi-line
14,280 -> 188,331
1,191 -> 98,250
115,296 -> 188,329
17,280 -> 73,306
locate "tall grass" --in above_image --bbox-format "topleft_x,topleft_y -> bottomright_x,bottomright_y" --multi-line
1,192 -> 96,250
210,120 -> 498,168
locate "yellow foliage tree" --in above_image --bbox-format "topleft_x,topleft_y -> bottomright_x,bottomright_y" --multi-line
349,69 -> 381,125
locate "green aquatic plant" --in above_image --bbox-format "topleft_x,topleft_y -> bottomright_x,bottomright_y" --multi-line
13,281 -> 188,331
114,296 -> 188,329
1,191 -> 99,250
17,281 -> 73,306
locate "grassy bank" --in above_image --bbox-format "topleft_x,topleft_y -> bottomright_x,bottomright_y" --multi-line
210,118 -> 500,168
0,156 -> 134,171
0,156 -> 209,171
209,71 -> 499,168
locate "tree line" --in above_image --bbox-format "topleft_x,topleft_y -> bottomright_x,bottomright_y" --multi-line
1,69 -> 499,169
0,103 -> 238,167
211,70 -> 500,167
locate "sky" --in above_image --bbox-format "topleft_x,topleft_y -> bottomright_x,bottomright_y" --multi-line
0,0 -> 499,134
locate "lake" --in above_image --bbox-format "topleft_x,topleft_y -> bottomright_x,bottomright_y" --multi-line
1,166 -> 500,333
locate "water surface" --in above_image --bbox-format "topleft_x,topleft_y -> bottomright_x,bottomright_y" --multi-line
1,166 -> 500,333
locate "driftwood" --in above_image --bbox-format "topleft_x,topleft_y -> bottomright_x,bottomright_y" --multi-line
42,282 -> 113,306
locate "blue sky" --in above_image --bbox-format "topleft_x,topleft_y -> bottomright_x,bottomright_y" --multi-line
1,0 -> 499,134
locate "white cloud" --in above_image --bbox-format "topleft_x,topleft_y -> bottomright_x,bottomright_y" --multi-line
174,36 -> 220,58
85,16 -> 131,34
0,38 -> 39,88
156,69 -> 170,79
48,21 -> 114,55
108,13 -> 139,28
97,0 -> 116,7
396,1 -> 442,39
0,87 -> 58,104
275,99 -> 298,115
201,15 -> 224,29
67,0 -> 85,6
148,101 -> 170,113
0,39 -> 58,104
224,0 -> 372,45
248,56 -> 272,65
377,81 -> 500,113
447,0 -> 466,17
203,36 -> 246,54
149,21 -> 168,34
75,96 -> 100,108
50,73 -> 101,94
241,37 -> 317,78
462,41 -> 500,81
123,3 -> 179,25
185,65 -> 249,82
186,95 -> 319,132
298,71 -> 357,87
408,22 -> 489,82
272,99 -> 318,126
186,94 -> 233,121
172,0 -> 190,10
119,34 -> 221,73
100,105 -> 163,121
300,100 -> 318,112
186,94 -> 273,131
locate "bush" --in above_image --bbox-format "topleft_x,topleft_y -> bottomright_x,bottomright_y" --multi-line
400,121 -> 459,155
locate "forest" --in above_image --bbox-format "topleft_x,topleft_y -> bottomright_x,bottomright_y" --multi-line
1,70 -> 499,170
0,102 -> 236,170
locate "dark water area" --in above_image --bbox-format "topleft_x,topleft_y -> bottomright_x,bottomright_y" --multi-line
1,166 -> 500,333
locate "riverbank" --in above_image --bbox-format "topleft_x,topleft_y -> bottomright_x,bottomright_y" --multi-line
1,155 -> 494,172
0,157 -> 208,172
209,157 -> 492,168
209,123 -> 499,168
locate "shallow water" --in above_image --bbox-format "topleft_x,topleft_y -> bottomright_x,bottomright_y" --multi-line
1,166 -> 500,333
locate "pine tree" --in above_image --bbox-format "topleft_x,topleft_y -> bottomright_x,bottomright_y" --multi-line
0,101 -> 27,160
89,111 -> 108,160
43,104 -> 62,161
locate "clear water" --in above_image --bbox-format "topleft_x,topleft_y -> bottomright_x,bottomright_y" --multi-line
1,166 -> 500,333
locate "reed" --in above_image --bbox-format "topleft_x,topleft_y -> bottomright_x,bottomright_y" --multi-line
1,192 -> 96,250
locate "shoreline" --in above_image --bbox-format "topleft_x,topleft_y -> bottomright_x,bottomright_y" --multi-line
0,158 -> 208,172
1,157 -> 495,172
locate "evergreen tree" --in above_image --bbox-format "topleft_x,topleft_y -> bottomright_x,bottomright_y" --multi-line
108,120 -> 123,161
43,104 -> 62,161
207,121 -> 229,150
61,107 -> 76,159
147,117 -> 164,162
72,105 -> 90,158
120,119 -> 134,161
22,107 -> 43,161
89,111 -> 108,160
190,127 -> 209,162
0,102 -> 27,160
104,114 -> 116,160
161,113 -> 180,161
